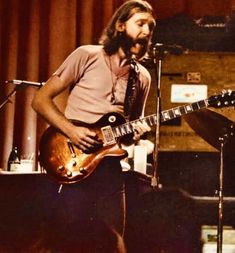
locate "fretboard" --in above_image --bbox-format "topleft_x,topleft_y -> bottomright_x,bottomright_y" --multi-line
112,98 -> 209,138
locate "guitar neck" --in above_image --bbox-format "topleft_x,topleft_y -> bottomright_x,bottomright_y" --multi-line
160,98 -> 209,122
112,98 -> 209,138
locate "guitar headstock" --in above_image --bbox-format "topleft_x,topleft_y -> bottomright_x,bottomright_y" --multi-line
208,90 -> 235,108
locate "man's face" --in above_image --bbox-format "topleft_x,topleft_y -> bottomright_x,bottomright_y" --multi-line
121,12 -> 155,59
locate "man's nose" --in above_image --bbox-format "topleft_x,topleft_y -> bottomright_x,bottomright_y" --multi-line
142,24 -> 150,36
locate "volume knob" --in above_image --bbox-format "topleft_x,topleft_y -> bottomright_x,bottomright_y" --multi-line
57,165 -> 65,172
66,170 -> 73,177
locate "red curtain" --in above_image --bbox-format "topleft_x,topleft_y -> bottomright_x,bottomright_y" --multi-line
0,0 -> 234,170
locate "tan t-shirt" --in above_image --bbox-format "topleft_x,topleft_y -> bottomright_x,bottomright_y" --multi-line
54,45 -> 151,123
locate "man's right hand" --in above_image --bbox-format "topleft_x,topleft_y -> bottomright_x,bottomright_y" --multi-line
69,126 -> 103,153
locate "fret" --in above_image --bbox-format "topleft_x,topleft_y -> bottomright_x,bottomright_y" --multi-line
185,104 -> 193,113
179,106 -> 186,115
114,127 -> 122,137
143,117 -> 150,126
145,117 -> 151,126
122,125 -> 127,135
129,122 -> 135,131
125,123 -> 132,134
112,128 -> 118,138
191,102 -> 200,111
140,118 -> 147,125
149,116 -> 155,126
120,126 -> 126,135
145,117 -> 151,127
161,111 -> 171,121
167,109 -> 175,119
142,118 -> 149,126
198,99 -> 207,108
138,118 -> 143,125
145,115 -> 154,126
130,122 -> 135,132
153,115 -> 158,124
172,107 -> 181,117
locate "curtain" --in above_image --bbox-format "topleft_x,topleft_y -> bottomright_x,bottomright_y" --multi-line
0,0 -> 125,169
0,0 -> 233,170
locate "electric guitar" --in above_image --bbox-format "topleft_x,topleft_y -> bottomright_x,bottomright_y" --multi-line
39,90 -> 235,184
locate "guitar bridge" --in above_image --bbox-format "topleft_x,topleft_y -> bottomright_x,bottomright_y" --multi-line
101,125 -> 116,146
67,140 -> 76,158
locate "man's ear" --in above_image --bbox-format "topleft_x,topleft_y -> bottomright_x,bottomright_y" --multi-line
116,21 -> 125,32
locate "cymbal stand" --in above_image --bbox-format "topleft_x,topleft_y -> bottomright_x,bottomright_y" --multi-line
217,128 -> 232,253
151,46 -> 165,189
217,139 -> 224,253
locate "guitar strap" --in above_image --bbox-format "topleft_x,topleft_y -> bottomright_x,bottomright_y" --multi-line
124,60 -> 140,120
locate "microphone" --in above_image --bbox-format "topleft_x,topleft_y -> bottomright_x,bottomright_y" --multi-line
152,43 -> 185,55
5,79 -> 45,87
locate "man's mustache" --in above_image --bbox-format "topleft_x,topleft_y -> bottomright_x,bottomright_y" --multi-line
135,37 -> 150,45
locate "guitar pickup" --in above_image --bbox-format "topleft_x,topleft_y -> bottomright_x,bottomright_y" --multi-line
101,126 -> 116,146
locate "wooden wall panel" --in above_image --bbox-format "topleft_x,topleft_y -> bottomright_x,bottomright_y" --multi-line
153,0 -> 233,20
145,52 -> 235,152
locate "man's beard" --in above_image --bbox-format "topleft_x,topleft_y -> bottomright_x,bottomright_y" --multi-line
119,32 -> 150,60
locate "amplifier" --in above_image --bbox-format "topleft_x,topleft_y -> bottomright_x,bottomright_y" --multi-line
202,225 -> 235,253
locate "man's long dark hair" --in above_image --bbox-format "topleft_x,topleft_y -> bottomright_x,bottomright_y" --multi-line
99,0 -> 155,55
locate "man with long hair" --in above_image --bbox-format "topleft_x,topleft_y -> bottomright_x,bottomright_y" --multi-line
32,0 -> 156,251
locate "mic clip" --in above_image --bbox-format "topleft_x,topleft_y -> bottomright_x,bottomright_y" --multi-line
5,80 -> 44,88
152,43 -> 185,56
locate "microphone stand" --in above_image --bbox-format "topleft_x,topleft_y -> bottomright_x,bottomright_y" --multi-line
149,44 -> 185,188
151,46 -> 165,188
0,80 -> 43,110
0,85 -> 22,110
